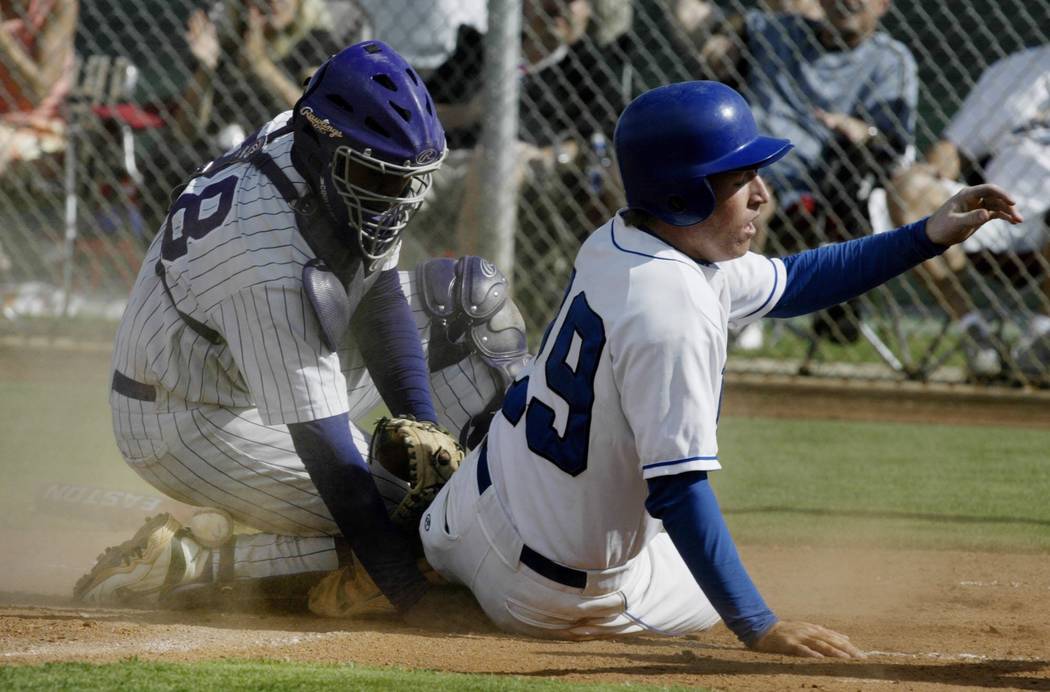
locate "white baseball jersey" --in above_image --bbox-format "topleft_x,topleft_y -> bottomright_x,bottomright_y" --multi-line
946,46 -> 1050,254
420,214 -> 780,638
485,216 -> 786,569
111,112 -> 398,427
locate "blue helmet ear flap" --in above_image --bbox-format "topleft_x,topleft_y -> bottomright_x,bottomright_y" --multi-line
657,177 -> 716,227
631,176 -> 716,227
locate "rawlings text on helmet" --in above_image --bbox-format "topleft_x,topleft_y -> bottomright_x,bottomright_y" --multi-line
299,106 -> 344,139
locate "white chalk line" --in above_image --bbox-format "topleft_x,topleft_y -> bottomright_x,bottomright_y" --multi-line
865,649 -> 1047,663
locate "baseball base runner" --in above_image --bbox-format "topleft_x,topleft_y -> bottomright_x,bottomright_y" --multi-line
419,80 -> 1022,656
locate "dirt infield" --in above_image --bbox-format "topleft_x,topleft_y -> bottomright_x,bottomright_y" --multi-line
3,356 -> 1049,690
2,540 -> 1048,691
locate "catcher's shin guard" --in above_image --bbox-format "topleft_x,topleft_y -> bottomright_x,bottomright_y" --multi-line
73,513 -> 212,605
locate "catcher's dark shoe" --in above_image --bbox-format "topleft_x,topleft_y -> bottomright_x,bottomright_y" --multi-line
73,513 -> 209,606
1011,323 -> 1050,388
960,316 -> 1005,382
813,299 -> 862,345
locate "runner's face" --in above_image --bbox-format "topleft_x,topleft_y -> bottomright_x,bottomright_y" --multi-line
686,169 -> 769,262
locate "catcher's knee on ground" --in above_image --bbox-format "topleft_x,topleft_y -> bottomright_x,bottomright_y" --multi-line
74,508 -> 344,610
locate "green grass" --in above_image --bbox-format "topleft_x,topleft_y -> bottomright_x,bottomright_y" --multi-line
2,344 -> 1048,553
0,660 -> 696,691
715,416 -> 1050,552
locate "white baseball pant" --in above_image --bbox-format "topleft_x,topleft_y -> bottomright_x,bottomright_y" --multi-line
420,445 -> 722,639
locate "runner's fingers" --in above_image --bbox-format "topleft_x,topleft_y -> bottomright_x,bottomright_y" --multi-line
792,643 -> 824,658
809,626 -> 865,658
979,195 -> 1023,220
809,638 -> 852,658
989,209 -> 1023,224
959,183 -> 1015,208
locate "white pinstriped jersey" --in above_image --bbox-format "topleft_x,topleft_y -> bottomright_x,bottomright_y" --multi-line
486,216 -> 786,569
111,112 -> 398,426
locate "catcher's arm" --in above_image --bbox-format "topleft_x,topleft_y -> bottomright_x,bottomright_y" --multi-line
370,416 -> 465,529
351,270 -> 438,424
288,414 -> 427,611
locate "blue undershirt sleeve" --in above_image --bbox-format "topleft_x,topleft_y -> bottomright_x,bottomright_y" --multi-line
770,218 -> 944,318
288,414 -> 427,611
646,471 -> 778,646
350,269 -> 438,423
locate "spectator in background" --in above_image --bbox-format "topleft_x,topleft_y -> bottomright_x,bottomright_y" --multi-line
701,0 -> 916,349
702,0 -> 917,249
133,0 -> 370,240
630,1 -> 822,94
769,0 -> 824,21
0,0 -> 78,174
428,0 -> 618,150
179,0 -> 368,151
887,45 -> 1050,384
357,0 -> 486,75
0,0 -> 77,276
629,0 -> 713,91
74,0 -> 203,236
419,0 -> 631,262
73,1 -> 368,239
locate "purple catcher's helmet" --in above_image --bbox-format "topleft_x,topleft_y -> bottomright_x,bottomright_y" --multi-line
614,81 -> 793,226
293,41 -> 447,261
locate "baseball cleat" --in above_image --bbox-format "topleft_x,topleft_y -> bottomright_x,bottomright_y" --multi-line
73,513 -> 208,606
307,556 -> 391,618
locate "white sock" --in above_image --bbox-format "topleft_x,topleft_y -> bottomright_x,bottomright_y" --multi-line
212,534 -> 341,581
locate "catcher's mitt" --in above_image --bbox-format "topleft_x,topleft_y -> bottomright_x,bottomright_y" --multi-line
370,416 -> 465,528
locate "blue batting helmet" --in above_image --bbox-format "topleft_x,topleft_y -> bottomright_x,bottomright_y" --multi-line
613,81 -> 793,226
292,41 -> 447,261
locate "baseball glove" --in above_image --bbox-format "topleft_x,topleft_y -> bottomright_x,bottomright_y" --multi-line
370,416 -> 465,528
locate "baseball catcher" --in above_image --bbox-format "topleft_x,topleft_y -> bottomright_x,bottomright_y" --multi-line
72,41 -> 528,619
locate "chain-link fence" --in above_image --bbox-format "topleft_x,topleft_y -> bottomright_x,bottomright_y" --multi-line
1,0 -> 1047,387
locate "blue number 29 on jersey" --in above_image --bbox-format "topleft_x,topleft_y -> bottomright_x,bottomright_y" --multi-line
501,291 -> 606,476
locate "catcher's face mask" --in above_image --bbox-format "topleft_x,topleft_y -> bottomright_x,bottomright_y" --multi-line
291,41 -> 447,262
